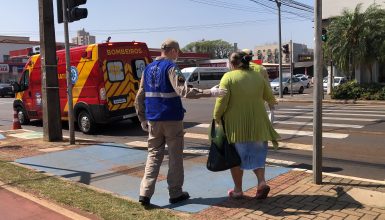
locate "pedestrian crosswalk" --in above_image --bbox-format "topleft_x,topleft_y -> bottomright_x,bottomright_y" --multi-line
124,104 -> 385,155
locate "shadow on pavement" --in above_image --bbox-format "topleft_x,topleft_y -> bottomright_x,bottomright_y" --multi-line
215,187 -> 362,217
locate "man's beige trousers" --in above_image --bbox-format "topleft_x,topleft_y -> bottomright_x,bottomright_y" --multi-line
139,120 -> 185,199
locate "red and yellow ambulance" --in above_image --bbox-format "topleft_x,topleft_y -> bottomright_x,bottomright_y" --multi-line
13,42 -> 151,133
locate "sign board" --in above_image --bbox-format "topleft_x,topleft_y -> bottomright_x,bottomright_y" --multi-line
0,64 -> 9,73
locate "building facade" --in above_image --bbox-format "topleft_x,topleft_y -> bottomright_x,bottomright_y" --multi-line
253,42 -> 313,64
323,0 -> 385,83
72,28 -> 96,46
0,36 -> 39,83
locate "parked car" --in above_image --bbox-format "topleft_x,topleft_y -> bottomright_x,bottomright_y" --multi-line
0,83 -> 14,97
323,77 -> 347,91
294,74 -> 308,78
270,77 -> 305,94
298,77 -> 310,88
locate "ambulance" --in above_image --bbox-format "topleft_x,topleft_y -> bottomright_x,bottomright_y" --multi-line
12,42 -> 151,134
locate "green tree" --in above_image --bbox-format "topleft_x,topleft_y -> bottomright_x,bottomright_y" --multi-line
183,39 -> 234,59
325,3 -> 385,82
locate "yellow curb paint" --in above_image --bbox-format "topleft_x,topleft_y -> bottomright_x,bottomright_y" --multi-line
0,180 -> 91,220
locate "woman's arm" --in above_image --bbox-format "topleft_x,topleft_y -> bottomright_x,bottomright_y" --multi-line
213,74 -> 231,122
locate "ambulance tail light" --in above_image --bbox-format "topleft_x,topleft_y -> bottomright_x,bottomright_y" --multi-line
99,87 -> 107,103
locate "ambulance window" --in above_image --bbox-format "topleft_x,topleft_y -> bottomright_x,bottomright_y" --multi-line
133,59 -> 146,79
20,70 -> 29,89
107,61 -> 125,82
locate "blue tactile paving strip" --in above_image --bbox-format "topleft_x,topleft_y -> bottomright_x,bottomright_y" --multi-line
0,134 -> 5,140
16,143 -> 291,213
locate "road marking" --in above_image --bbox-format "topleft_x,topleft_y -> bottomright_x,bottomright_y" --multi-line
276,110 -> 385,118
125,141 -> 147,148
274,115 -> 378,122
194,124 -> 210,128
278,142 -> 324,151
279,108 -> 385,114
266,158 -> 296,165
275,129 -> 349,139
38,147 -> 65,152
295,105 -> 385,110
191,125 -> 348,139
185,133 -> 209,140
293,169 -> 385,185
275,121 -> 363,128
0,180 -> 91,220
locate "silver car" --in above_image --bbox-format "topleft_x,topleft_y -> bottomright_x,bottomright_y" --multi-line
270,77 -> 305,94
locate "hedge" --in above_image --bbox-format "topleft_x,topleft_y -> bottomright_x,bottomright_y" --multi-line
331,81 -> 385,100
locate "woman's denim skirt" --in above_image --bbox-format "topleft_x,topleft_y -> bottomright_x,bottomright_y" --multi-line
234,141 -> 268,170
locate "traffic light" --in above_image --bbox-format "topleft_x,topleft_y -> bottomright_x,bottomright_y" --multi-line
282,44 -> 289,54
57,0 -> 88,23
321,28 -> 328,42
68,0 -> 88,22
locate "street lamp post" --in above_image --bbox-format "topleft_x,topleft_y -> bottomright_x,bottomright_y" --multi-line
275,0 -> 283,98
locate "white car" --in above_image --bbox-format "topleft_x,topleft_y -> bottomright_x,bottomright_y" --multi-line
298,76 -> 310,88
323,77 -> 347,91
270,77 -> 305,94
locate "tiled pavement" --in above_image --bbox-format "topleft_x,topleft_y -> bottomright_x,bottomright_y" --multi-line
193,171 -> 385,220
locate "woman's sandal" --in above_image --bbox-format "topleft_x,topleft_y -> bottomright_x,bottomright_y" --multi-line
256,185 -> 270,200
227,189 -> 243,199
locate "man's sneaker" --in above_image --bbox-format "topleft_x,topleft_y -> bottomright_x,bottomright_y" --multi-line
169,192 -> 190,204
139,196 -> 150,206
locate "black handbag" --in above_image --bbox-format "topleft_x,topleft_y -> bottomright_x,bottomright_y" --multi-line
206,118 -> 241,172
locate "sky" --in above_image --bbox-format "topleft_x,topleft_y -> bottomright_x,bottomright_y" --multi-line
0,0 -> 315,50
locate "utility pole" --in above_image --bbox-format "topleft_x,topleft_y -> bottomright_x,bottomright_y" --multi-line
38,0 -> 63,142
62,0 -> 75,144
275,0 -> 283,98
290,40 -> 293,96
313,0 -> 323,184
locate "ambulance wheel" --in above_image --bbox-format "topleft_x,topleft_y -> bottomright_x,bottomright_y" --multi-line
77,110 -> 95,134
17,106 -> 30,125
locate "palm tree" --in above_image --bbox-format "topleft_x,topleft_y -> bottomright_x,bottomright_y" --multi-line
325,3 -> 385,83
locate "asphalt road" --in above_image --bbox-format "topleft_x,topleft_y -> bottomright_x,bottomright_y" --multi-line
1,95 -> 385,181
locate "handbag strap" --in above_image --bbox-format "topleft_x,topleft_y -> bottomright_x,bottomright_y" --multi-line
210,119 -> 216,138
221,117 -> 227,135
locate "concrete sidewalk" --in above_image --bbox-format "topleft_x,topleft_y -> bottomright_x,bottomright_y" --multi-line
193,170 -> 385,220
1,130 -> 385,219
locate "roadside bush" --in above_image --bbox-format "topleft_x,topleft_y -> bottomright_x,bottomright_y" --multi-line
331,81 -> 385,100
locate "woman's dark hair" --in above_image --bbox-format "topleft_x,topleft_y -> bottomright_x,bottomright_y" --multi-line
229,52 -> 252,70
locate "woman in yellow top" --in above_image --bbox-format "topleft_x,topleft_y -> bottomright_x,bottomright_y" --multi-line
213,51 -> 279,199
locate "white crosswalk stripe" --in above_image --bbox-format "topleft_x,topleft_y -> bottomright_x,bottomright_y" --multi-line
192,123 -> 349,139
273,121 -> 363,128
276,110 -> 385,118
279,108 -> 385,114
274,115 -> 378,122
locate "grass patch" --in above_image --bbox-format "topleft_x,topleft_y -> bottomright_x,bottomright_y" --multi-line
0,160 -> 181,220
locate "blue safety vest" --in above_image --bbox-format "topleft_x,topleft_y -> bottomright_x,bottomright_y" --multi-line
143,59 -> 184,121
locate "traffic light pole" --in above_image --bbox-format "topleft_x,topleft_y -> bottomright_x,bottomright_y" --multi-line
62,0 -> 75,144
38,0 -> 63,142
313,0 -> 323,184
290,40 -> 293,96
275,0 -> 283,98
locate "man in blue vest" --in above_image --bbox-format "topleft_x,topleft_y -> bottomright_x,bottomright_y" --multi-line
135,39 -> 226,206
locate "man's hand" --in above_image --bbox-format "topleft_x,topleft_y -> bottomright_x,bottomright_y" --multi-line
210,86 -> 227,97
141,121 -> 149,132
